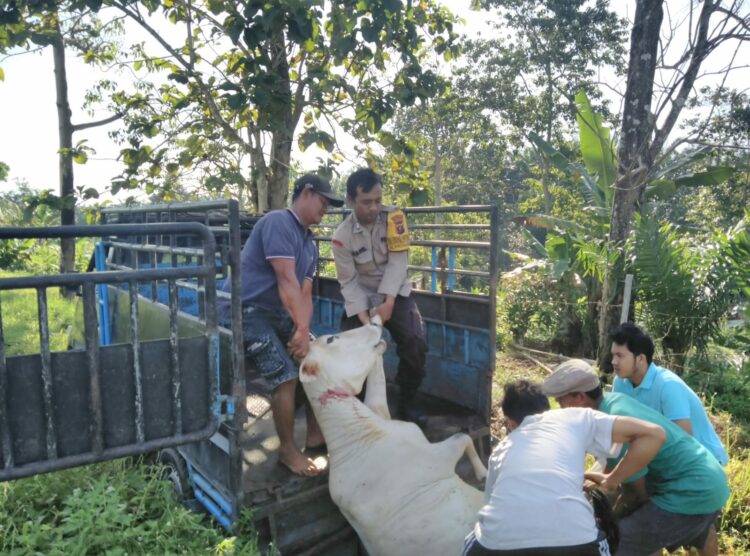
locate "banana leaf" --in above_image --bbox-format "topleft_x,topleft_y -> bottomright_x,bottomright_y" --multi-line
575,90 -> 616,206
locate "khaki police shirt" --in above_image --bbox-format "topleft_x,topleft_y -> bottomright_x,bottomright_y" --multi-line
332,207 -> 411,317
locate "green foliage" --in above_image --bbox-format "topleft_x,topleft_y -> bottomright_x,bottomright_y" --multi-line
0,459 -> 264,555
106,0 -> 460,210
464,0 -> 626,146
575,90 -> 616,203
632,214 -> 749,367
496,270 -> 588,354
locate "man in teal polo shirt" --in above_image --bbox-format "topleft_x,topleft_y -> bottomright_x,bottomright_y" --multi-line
543,359 -> 730,556
610,322 -> 728,465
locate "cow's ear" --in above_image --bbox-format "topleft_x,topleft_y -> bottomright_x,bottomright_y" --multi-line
299,358 -> 320,383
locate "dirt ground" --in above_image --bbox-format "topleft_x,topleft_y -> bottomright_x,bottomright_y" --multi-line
491,349 -> 561,437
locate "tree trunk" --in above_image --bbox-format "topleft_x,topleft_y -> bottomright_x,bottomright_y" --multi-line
597,0 -> 663,370
52,22 -> 76,287
266,29 -> 294,211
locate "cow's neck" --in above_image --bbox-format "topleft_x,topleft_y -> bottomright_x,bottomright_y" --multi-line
308,383 -> 385,464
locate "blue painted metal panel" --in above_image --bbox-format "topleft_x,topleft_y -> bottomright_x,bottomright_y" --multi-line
311,296 -> 491,413
94,242 -> 111,345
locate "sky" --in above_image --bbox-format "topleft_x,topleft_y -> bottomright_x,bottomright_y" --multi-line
0,0 -> 747,202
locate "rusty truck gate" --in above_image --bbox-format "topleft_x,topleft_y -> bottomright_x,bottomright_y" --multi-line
0,222 -> 222,482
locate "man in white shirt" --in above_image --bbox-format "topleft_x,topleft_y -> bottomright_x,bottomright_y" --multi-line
464,380 -> 666,555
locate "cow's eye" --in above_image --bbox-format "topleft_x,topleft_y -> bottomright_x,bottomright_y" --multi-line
326,336 -> 335,344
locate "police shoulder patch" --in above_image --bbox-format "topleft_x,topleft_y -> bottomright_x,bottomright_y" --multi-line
386,208 -> 409,252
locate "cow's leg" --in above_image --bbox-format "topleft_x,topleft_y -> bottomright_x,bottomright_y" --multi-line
364,341 -> 390,420
432,433 -> 488,481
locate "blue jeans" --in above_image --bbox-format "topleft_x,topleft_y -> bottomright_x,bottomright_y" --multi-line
241,303 -> 298,392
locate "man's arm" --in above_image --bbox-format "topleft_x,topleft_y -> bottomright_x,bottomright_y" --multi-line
270,258 -> 312,358
673,418 -> 693,435
587,416 -> 666,493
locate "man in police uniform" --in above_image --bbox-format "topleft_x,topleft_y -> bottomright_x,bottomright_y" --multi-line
331,168 -> 427,423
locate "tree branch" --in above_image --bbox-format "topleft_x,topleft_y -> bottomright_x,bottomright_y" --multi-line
72,111 -> 123,131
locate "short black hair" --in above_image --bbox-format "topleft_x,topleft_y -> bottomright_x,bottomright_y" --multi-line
583,385 -> 603,402
501,380 -> 550,424
610,322 -> 655,365
292,174 -> 328,202
346,168 -> 381,200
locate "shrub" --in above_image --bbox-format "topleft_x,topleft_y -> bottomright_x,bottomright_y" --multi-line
0,459 -> 265,555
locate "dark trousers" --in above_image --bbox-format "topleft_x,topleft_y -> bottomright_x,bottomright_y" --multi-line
340,294 -> 427,394
463,531 -> 612,556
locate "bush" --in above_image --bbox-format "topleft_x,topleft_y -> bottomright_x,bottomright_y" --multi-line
0,459 -> 265,555
496,270 -> 588,353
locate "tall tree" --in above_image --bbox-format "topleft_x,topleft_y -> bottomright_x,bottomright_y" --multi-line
466,0 -> 626,212
1,2 -> 124,279
597,0 -> 750,368
106,0 -> 459,213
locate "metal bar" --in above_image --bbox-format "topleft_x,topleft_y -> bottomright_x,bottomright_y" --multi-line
0,223 -> 215,242
36,288 -> 57,460
227,200 -> 246,515
431,246 -> 438,293
194,486 -> 233,530
201,224 -> 219,425
407,265 -> 490,278
0,422 -> 220,481
486,205 -> 500,423
94,243 -> 112,345
0,266 -> 213,291
0,296 -> 14,468
410,223 -> 490,230
129,282 -> 145,444
150,250 -> 158,301
316,237 -> 491,249
324,205 -> 493,216
82,282 -> 104,456
314,257 -> 491,278
107,241 -> 219,259
190,468 -> 234,516
448,246 -> 456,290
100,200 -> 234,215
168,279 -> 183,435
313,223 -> 490,230
439,246 -> 447,293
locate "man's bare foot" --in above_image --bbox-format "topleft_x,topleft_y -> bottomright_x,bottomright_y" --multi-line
279,445 -> 326,477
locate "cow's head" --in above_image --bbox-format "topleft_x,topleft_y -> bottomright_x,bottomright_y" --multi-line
299,318 -> 386,397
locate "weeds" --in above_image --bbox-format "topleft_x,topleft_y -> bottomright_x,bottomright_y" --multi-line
0,459 -> 264,555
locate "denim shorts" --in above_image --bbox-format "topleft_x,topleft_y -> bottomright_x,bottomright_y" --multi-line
618,502 -> 719,555
241,304 -> 298,391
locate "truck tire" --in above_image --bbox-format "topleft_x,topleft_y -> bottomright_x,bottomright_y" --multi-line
158,448 -> 191,501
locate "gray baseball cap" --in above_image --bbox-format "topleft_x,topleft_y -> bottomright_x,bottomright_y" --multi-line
542,359 -> 601,398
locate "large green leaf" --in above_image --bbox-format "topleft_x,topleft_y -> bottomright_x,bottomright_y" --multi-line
674,166 -> 736,187
528,131 -> 605,208
575,90 -> 616,205
527,131 -> 571,173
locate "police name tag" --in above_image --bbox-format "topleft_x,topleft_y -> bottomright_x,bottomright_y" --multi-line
386,209 -> 409,252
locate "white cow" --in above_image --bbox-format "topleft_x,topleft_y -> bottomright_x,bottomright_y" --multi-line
299,319 -> 487,556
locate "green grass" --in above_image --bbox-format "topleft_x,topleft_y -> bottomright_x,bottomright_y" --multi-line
0,459 -> 265,555
0,273 -> 78,356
